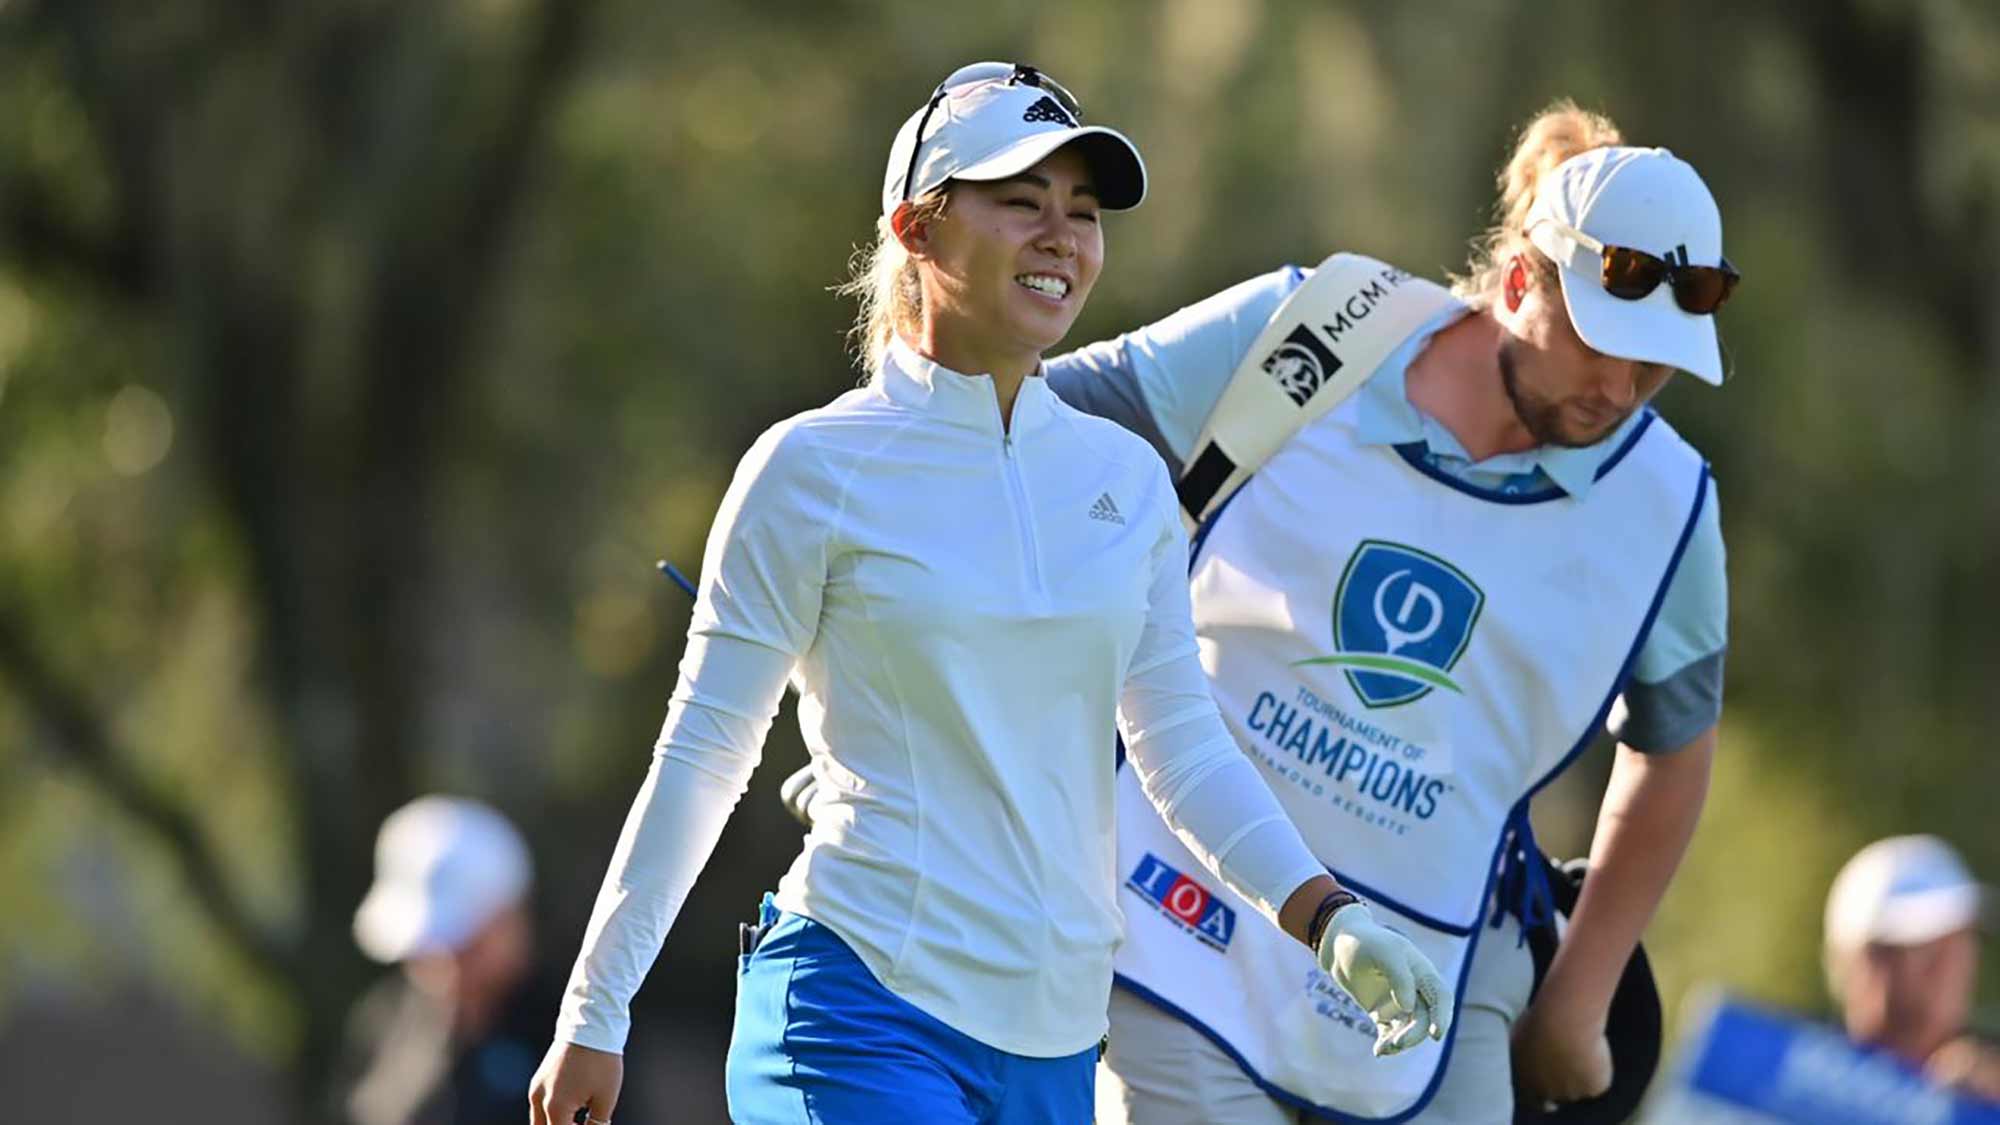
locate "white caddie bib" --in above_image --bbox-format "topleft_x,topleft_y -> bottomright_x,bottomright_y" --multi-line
1113,271 -> 1710,1120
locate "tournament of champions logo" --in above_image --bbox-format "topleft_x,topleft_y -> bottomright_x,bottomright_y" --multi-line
1296,540 -> 1484,709
1236,541 -> 1475,832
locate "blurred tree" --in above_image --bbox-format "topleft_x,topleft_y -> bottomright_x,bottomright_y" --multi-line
0,3 -> 1995,1123
0,0 -> 596,1116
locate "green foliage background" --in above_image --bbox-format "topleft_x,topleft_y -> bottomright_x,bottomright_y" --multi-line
0,1 -> 1995,1121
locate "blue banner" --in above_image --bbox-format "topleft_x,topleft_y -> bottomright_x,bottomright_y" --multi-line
1661,998 -> 2000,1125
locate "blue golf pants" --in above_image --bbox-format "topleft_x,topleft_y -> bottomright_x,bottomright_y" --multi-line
725,897 -> 1097,1124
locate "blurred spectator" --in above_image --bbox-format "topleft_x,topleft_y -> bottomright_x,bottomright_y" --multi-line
1824,835 -> 2000,1102
337,796 -> 551,1125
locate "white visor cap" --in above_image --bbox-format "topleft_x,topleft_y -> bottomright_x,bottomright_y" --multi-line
353,795 -> 532,963
881,63 -> 1146,216
1526,146 -> 1728,385
1825,835 -> 1988,951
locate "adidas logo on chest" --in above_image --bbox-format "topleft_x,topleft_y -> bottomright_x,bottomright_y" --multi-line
1089,492 -> 1125,525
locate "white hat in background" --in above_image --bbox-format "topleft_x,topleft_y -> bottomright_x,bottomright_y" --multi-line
353,796 -> 532,964
1525,146 -> 1731,385
1825,835 -> 1988,951
881,61 -> 1146,216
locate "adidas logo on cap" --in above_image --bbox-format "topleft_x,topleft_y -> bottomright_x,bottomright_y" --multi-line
1089,492 -> 1125,525
1022,96 -> 1075,126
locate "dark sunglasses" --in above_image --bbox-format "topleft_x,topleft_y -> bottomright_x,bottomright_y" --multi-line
1541,218 -> 1741,315
900,62 -> 1083,204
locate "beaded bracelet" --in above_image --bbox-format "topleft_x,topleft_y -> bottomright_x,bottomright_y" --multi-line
1306,889 -> 1363,949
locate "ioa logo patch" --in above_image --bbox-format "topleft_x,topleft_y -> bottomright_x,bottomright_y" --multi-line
1294,540 -> 1484,708
1126,853 -> 1236,952
1260,325 -> 1343,406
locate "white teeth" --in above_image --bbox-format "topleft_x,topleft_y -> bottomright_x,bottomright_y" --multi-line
1016,274 -> 1069,299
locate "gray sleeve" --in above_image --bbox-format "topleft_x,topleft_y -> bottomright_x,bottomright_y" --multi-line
1045,339 -> 1184,476
1609,647 -> 1725,753
1610,476 -> 1727,753
1045,267 -> 1310,474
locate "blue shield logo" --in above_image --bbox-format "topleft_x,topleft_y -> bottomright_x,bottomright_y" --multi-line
1300,540 -> 1484,708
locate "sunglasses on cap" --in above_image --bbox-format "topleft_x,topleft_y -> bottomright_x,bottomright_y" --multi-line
900,62 -> 1084,204
1538,218 -> 1741,315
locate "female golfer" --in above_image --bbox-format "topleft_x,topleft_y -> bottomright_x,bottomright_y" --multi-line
527,62 -> 1447,1125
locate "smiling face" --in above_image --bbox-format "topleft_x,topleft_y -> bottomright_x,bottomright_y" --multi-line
899,144 -> 1104,374
1493,256 -> 1675,448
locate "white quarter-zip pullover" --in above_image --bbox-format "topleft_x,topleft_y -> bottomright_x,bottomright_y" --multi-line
555,340 -> 1327,1058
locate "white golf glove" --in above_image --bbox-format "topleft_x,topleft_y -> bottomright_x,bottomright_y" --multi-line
1316,902 -> 1453,1057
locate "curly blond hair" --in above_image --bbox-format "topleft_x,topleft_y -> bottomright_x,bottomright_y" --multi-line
1453,100 -> 1624,305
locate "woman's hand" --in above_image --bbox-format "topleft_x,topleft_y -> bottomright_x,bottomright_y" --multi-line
1281,879 -> 1452,1058
529,1040 -> 624,1125
1510,994 -> 1612,1106
1316,903 -> 1452,1057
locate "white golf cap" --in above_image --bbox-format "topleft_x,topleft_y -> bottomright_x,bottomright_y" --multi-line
881,61 -> 1146,216
1825,835 -> 1988,950
1525,146 -> 1728,385
353,795 -> 532,963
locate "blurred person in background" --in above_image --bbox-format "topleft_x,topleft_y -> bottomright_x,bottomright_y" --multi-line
528,60 -> 1445,1125
784,98 -> 1732,1123
337,796 -> 549,1125
1825,835 -> 2000,1102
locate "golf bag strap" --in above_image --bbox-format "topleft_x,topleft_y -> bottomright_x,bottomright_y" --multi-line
1176,253 -> 1460,526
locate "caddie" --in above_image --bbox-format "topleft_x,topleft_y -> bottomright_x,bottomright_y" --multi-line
1072,100 -> 1730,1124
782,99 -> 1734,1122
